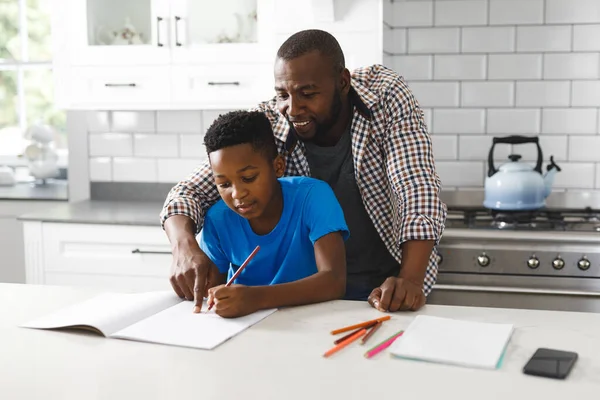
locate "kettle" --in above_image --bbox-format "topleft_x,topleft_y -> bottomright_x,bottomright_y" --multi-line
484,135 -> 561,211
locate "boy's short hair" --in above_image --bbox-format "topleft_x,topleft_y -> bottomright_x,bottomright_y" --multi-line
204,111 -> 278,161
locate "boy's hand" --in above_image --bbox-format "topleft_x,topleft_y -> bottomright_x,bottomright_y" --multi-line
367,277 -> 426,312
207,284 -> 260,318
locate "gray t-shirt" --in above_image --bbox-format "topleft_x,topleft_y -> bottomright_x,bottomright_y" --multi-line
304,122 -> 399,300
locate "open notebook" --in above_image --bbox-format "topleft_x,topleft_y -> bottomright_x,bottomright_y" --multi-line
389,315 -> 514,370
20,291 -> 276,350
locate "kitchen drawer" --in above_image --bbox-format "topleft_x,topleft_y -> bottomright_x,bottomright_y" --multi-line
65,66 -> 172,109
42,223 -> 172,286
171,64 -> 274,109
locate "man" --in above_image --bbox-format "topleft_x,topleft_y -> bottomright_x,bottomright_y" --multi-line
160,29 -> 447,313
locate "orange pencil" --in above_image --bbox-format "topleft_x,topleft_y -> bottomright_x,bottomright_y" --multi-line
207,245 -> 260,312
330,316 -> 391,335
323,328 -> 367,358
333,320 -> 378,345
360,320 -> 382,345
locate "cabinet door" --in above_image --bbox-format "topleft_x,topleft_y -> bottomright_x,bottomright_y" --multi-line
170,0 -> 275,65
62,0 -> 171,66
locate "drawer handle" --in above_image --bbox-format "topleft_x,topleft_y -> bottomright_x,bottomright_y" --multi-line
104,83 -> 137,87
208,81 -> 240,86
157,16 -> 164,47
175,16 -> 182,46
132,248 -> 171,255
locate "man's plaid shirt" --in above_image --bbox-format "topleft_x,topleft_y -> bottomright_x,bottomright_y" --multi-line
160,64 -> 447,295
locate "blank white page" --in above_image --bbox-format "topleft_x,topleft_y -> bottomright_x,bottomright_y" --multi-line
389,315 -> 514,370
110,301 -> 277,350
21,291 -> 182,336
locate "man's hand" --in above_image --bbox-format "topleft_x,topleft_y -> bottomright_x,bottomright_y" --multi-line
367,277 -> 426,312
207,284 -> 260,318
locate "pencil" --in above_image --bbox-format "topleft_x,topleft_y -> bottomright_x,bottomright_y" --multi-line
333,320 -> 378,345
206,245 -> 260,312
323,328 -> 367,358
360,320 -> 382,345
330,315 -> 391,335
364,329 -> 404,359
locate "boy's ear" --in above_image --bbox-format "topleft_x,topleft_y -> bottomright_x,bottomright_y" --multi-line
273,154 -> 285,178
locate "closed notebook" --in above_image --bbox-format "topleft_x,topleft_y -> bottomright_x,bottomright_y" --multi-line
389,315 -> 513,370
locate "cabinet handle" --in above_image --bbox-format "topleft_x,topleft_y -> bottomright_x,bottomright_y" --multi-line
175,16 -> 182,46
208,81 -> 240,86
104,83 -> 137,87
131,248 -> 171,255
156,16 -> 164,47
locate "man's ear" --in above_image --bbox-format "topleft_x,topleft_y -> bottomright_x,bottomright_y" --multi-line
340,68 -> 351,96
273,154 -> 285,178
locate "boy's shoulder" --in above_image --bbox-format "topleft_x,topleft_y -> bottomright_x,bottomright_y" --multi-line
279,176 -> 329,193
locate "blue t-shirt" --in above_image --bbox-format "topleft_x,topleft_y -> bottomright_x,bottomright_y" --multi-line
199,177 -> 349,286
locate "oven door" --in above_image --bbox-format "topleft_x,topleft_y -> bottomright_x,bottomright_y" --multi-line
428,274 -> 600,313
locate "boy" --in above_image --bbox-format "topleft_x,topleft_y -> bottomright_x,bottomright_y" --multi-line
198,110 -> 349,318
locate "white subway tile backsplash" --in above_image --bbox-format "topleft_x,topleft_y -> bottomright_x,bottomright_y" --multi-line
86,111 -> 110,133
516,26 -> 571,52
517,136 -> 568,162
431,135 -> 458,160
435,161 -> 484,186
89,157 -> 112,182
393,56 -> 432,80
134,134 -> 179,158
460,136 -> 511,161
383,0 -> 393,26
552,163 -> 596,189
422,108 -> 433,129
434,0 -> 487,26
157,159 -> 202,184
572,81 -> 600,106
112,158 -> 157,182
384,28 -> 407,54
489,0 -> 543,25
596,164 -> 600,188
434,55 -> 486,80
568,136 -> 600,162
408,28 -> 460,53
393,1 -> 433,27
487,109 -> 541,135
462,27 -> 515,53
111,111 -> 155,132
180,134 -> 208,159
461,82 -> 514,107
543,53 -> 600,80
546,0 -> 600,24
432,109 -> 485,134
573,25 -> 600,51
515,81 -> 570,107
89,133 -> 133,157
542,109 -> 598,134
408,82 -> 460,107
156,111 -> 202,134
202,110 -> 233,133
488,54 -> 542,80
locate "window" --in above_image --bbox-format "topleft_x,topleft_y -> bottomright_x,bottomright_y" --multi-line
0,0 -> 66,163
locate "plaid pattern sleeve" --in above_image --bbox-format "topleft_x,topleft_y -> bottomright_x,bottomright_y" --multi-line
159,160 -> 221,235
380,73 -> 447,246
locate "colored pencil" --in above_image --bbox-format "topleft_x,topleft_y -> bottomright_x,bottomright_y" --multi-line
360,320 -> 382,345
330,315 -> 391,335
333,320 -> 378,345
206,245 -> 260,312
323,328 -> 367,358
364,330 -> 404,359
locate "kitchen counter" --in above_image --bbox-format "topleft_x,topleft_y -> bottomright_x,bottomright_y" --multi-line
0,180 -> 68,201
18,199 -> 164,226
2,283 -> 599,399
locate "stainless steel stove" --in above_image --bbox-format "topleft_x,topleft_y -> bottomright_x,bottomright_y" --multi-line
427,191 -> 600,313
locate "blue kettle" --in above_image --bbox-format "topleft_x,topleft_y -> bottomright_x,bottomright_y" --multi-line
484,135 -> 561,211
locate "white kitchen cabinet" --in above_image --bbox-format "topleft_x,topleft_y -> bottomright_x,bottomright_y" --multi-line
23,222 -> 173,293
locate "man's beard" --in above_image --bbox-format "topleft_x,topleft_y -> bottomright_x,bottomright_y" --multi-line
311,88 -> 343,141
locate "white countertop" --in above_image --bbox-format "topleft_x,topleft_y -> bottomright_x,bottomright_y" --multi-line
2,283 -> 599,399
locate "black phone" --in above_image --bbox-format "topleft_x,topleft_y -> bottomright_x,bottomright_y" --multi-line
523,348 -> 578,379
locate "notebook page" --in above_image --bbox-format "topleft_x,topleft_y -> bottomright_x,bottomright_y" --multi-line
389,315 -> 514,370
110,301 -> 277,350
21,291 -> 182,336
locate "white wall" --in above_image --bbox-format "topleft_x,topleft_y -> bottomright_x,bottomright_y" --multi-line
383,0 -> 600,192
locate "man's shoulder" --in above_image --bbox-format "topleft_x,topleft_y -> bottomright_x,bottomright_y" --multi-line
351,64 -> 404,96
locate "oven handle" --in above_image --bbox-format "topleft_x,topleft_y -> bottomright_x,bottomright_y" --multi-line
433,284 -> 600,297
